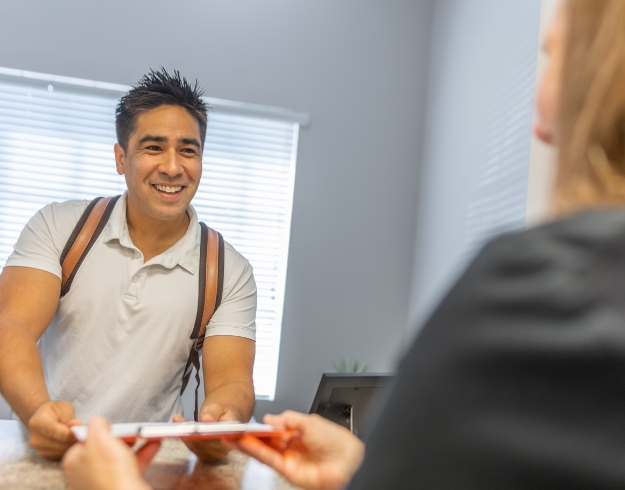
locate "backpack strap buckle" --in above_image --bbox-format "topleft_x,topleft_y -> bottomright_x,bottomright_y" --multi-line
193,335 -> 205,352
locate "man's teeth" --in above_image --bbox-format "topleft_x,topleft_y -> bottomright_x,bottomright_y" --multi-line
154,184 -> 182,194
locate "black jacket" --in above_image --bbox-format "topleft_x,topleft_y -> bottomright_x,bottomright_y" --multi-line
350,209 -> 625,489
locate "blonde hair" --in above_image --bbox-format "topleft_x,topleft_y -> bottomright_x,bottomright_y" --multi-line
552,0 -> 625,216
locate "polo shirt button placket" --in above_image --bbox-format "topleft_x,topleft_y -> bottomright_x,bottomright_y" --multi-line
124,272 -> 140,301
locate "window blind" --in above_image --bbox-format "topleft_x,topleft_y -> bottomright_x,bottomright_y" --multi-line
463,36 -> 536,257
0,72 -> 300,400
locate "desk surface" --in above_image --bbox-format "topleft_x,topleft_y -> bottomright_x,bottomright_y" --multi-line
0,420 -> 299,490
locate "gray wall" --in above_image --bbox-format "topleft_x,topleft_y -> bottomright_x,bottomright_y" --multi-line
0,0 -> 544,421
408,0 -> 542,333
0,0 -> 432,418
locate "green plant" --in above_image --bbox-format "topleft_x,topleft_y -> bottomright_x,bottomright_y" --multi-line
333,359 -> 369,373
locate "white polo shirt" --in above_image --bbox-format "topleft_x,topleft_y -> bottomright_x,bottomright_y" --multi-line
6,193 -> 256,423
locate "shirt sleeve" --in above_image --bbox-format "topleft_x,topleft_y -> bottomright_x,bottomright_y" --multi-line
204,241 -> 257,341
5,200 -> 89,279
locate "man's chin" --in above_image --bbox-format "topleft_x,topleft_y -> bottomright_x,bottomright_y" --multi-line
127,190 -> 194,223
151,207 -> 190,222
142,200 -> 191,223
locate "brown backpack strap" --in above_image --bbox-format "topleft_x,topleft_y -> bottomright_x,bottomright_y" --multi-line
60,196 -> 120,297
180,222 -> 224,420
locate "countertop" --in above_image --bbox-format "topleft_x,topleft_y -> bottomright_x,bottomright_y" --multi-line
0,420 -> 299,490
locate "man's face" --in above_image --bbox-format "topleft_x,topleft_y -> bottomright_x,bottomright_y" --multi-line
114,104 -> 203,222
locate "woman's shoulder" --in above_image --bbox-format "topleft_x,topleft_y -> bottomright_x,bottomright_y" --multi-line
443,208 -> 625,324
477,207 -> 625,275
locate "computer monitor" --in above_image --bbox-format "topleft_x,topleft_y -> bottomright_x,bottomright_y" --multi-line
309,373 -> 393,440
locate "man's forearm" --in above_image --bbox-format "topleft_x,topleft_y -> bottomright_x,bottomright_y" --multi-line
201,336 -> 256,422
0,322 -> 50,423
203,380 -> 255,422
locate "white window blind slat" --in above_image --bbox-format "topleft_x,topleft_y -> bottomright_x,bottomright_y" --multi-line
0,76 -> 298,401
462,37 -> 536,256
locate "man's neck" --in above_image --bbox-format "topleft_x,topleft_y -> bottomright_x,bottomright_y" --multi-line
126,199 -> 190,262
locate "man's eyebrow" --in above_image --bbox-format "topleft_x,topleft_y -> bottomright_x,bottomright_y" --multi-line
179,137 -> 202,149
138,135 -> 167,145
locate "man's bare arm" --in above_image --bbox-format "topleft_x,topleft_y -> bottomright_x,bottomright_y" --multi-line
201,335 -> 256,422
0,266 -> 60,420
0,266 -> 79,459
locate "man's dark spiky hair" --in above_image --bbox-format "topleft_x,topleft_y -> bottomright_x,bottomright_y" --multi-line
115,68 -> 209,150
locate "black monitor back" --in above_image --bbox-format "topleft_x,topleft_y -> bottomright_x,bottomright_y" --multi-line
309,373 -> 393,440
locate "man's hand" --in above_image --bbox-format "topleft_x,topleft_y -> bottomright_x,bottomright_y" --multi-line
172,411 -> 232,463
28,400 -> 82,460
62,416 -> 159,490
227,411 -> 365,490
198,401 -> 240,423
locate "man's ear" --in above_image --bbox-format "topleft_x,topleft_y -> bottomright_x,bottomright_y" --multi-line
114,143 -> 125,176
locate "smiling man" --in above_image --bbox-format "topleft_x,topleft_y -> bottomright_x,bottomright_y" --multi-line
0,69 -> 257,461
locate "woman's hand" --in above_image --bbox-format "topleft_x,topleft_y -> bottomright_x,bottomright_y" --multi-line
227,410 -> 365,490
62,416 -> 160,490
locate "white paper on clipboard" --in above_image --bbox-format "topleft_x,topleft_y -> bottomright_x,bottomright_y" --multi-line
71,421 -> 277,441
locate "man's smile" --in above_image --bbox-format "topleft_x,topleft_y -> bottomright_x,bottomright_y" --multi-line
151,183 -> 187,199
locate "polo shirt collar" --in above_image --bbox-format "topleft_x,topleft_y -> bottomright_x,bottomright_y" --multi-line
102,192 -> 200,274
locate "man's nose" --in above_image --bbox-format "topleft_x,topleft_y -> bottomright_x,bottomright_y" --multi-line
159,149 -> 183,177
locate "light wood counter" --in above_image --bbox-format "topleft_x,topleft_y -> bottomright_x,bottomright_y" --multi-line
0,420 -> 299,490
